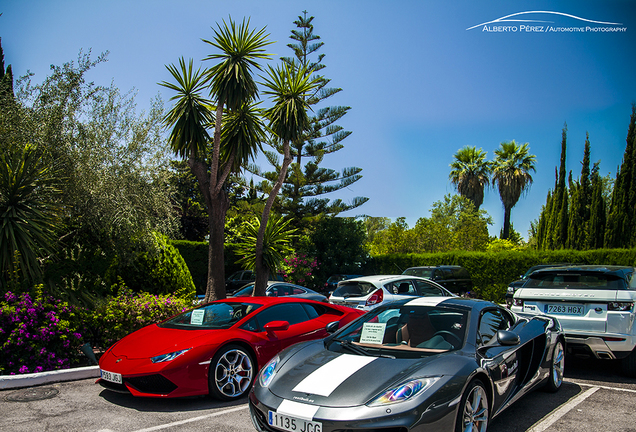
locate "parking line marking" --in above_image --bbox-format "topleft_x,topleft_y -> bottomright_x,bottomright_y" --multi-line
568,380 -> 636,393
129,405 -> 248,432
527,386 -> 599,432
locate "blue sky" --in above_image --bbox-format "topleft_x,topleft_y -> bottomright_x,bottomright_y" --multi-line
2,0 -> 635,239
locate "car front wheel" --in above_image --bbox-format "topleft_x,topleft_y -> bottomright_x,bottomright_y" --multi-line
544,340 -> 565,392
456,379 -> 489,432
209,345 -> 255,400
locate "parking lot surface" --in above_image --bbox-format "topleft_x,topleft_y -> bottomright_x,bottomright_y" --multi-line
1,356 -> 634,432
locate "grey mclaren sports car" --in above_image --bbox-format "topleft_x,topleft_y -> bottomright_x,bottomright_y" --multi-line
249,296 -> 564,432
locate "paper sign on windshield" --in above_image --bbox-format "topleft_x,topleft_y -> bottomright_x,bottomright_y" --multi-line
360,323 -> 386,344
190,309 -> 205,325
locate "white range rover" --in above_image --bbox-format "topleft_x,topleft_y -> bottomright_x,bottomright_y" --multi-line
511,265 -> 636,377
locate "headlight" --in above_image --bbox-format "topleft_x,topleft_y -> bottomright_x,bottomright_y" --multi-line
368,377 -> 440,406
151,348 -> 190,363
259,355 -> 279,387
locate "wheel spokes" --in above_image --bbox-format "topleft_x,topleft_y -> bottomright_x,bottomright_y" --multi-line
215,349 -> 253,397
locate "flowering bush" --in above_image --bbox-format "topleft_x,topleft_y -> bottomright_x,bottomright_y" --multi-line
93,286 -> 190,349
281,253 -> 320,289
0,289 -> 88,375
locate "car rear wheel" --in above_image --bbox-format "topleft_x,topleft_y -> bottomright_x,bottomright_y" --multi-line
209,345 -> 255,400
456,379 -> 489,432
544,340 -> 565,392
621,347 -> 636,378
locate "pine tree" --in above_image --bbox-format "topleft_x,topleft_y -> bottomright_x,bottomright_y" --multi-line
250,12 -> 368,231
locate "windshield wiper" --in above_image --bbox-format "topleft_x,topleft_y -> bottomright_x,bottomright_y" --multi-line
335,339 -> 395,359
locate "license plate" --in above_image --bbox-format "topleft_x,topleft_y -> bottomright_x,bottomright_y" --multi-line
545,304 -> 585,316
268,411 -> 322,432
100,369 -> 123,384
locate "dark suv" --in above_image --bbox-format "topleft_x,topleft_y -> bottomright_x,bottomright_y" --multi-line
402,265 -> 473,296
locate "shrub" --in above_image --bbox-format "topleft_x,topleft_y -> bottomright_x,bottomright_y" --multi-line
282,253 -> 320,288
105,233 -> 196,301
92,284 -> 190,349
0,288 -> 88,375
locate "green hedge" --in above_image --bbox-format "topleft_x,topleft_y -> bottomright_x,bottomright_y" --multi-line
370,249 -> 636,303
170,241 -> 243,295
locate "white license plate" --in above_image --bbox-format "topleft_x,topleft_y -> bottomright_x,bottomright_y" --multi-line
100,369 -> 123,384
268,411 -> 322,432
545,304 -> 585,316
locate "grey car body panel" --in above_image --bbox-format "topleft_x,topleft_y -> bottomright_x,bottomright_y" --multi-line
250,297 -> 562,432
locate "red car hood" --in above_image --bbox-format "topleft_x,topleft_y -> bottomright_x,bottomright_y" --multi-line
110,324 -> 221,359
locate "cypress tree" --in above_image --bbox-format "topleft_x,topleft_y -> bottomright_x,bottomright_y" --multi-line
587,162 -> 606,249
549,124 -> 569,248
605,104 -> 636,248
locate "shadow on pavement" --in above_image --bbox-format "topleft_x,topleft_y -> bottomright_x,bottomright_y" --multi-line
98,388 -> 249,412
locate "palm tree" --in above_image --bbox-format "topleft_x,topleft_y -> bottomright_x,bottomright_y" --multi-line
449,146 -> 491,210
492,140 -> 537,240
161,18 -> 271,302
252,63 -> 319,296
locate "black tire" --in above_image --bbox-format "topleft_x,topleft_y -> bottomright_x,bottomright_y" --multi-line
621,347 -> 636,378
455,379 -> 489,432
209,344 -> 255,400
544,340 -> 565,392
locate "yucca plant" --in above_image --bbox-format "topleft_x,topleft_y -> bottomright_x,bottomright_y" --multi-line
0,143 -> 61,286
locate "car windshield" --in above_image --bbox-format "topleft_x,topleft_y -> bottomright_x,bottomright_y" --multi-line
159,302 -> 262,330
403,268 -> 434,278
332,281 -> 377,298
233,284 -> 255,296
329,302 -> 467,358
525,271 -> 627,290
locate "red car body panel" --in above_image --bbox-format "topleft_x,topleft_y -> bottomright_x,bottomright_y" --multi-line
97,297 -> 364,398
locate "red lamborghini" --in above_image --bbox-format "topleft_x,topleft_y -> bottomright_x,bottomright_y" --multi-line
97,297 -> 364,399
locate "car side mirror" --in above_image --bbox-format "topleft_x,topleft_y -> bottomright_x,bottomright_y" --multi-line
326,321 -> 340,334
496,330 -> 520,346
264,321 -> 290,333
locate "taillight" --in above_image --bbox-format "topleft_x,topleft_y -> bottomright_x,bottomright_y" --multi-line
608,302 -> 634,312
366,288 -> 384,307
513,299 -> 524,307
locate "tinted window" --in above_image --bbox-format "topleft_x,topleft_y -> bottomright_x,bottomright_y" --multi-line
387,280 -> 418,295
478,309 -> 512,345
415,280 -> 446,296
526,271 -> 627,290
333,281 -> 377,297
403,268 -> 434,278
249,303 -> 311,331
160,302 -> 261,330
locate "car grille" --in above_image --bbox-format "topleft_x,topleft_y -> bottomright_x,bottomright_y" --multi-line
126,374 -> 178,395
98,379 -> 129,394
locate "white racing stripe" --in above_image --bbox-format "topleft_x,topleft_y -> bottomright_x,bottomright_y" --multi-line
292,354 -> 377,397
277,399 -> 320,420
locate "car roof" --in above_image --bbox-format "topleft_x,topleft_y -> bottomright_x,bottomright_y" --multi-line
343,274 -> 435,284
530,264 -> 633,277
207,296 -> 319,306
402,296 -> 493,310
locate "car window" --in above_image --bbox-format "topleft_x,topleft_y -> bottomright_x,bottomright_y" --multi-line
332,281 -> 377,297
415,280 -> 446,296
160,302 -> 262,330
443,269 -> 453,279
387,280 -> 417,295
478,309 -> 512,345
244,303 -> 311,332
403,268 -> 434,278
291,286 -> 306,295
527,271 -> 626,290
301,303 -> 322,319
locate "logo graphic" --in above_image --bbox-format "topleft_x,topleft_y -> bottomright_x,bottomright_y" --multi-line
467,11 -> 627,33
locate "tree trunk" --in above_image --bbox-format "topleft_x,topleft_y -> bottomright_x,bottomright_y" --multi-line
502,206 -> 511,240
254,140 -> 292,296
205,188 -> 229,302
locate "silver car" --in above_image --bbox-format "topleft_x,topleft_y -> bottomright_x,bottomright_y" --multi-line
511,265 -> 636,377
232,281 -> 327,302
328,275 -> 454,311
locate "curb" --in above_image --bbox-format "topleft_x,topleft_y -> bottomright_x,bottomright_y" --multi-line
0,366 -> 101,390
